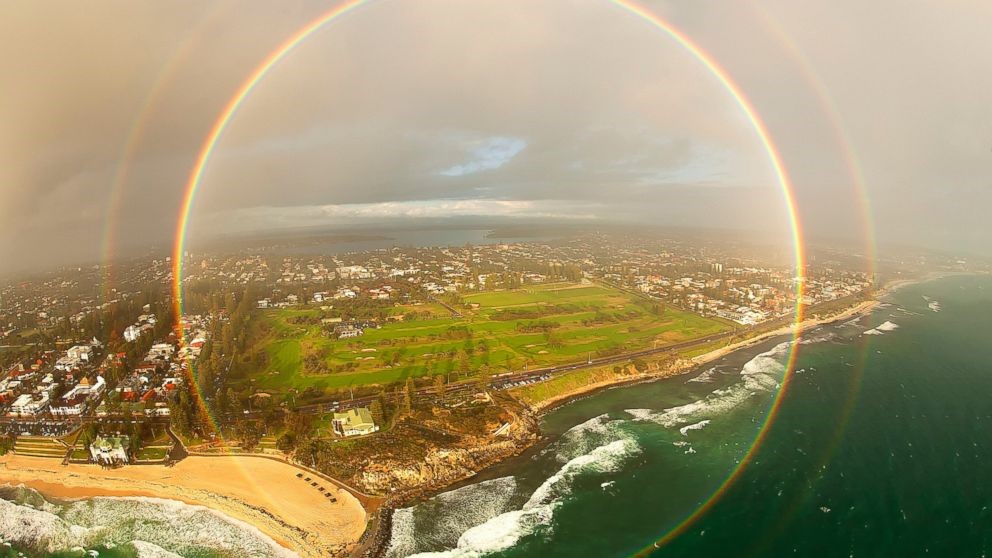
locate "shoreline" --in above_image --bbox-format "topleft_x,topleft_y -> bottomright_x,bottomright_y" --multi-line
0,453 -> 367,557
3,273 -> 962,557
366,290 -> 901,557
525,294 -> 886,418
521,270 -> 981,422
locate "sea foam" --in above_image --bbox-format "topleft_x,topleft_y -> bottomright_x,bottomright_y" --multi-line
402,437 -> 640,558
679,420 -> 711,436
386,477 -> 519,558
687,367 -> 719,383
0,487 -> 296,558
627,342 -> 789,429
864,320 -> 899,336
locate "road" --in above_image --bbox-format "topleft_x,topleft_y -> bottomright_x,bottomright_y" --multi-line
292,292 -> 863,416
292,326 -> 741,416
2,294 -> 861,429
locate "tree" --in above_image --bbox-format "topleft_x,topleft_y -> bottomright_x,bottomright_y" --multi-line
369,397 -> 385,426
227,388 -> 243,417
221,322 -> 235,358
235,420 -> 261,451
285,412 -> 314,438
276,431 -> 297,452
478,364 -> 492,391
434,375 -> 446,404
402,379 -> 414,415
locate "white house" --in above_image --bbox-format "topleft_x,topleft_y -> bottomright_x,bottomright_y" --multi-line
123,325 -> 141,342
8,392 -> 50,417
66,345 -> 94,362
51,394 -> 87,416
89,436 -> 129,464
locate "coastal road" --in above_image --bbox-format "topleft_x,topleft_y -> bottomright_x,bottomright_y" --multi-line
4,296 -> 860,430
292,327 -> 742,416
293,292 -> 868,415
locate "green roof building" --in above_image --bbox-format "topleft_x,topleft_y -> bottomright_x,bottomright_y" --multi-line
332,407 -> 378,437
90,435 -> 130,464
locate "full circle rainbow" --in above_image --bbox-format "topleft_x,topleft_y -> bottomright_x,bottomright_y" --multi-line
170,0 -> 809,551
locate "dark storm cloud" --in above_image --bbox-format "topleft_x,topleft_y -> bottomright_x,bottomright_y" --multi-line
2,0 -> 990,272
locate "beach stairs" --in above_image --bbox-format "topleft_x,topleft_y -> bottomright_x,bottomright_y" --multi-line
13,436 -> 70,459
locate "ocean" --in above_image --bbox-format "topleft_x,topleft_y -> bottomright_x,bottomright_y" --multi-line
280,228 -> 560,256
0,486 -> 294,558
2,275 -> 989,557
385,274 -> 992,557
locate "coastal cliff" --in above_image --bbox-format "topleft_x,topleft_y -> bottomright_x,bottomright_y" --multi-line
305,398 -> 540,501
359,436 -> 529,494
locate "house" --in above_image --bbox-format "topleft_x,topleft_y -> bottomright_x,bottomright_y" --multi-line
51,393 -> 87,416
89,435 -> 130,465
62,375 -> 106,402
332,407 -> 379,437
123,325 -> 141,342
334,325 -> 363,339
55,346 -> 93,371
8,392 -> 50,417
148,343 -> 175,359
66,345 -> 94,362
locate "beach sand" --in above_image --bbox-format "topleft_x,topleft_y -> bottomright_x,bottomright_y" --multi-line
0,453 -> 366,557
690,299 -> 881,366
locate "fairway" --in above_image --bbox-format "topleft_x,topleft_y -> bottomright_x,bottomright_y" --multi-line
250,282 -> 728,391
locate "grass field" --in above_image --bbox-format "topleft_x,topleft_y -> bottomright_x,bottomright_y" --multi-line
510,366 -> 628,407
249,282 -> 728,392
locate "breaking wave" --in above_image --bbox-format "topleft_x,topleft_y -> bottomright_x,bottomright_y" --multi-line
799,331 -> 837,344
386,477 -> 519,558
627,341 -> 790,429
679,420 -> 711,436
687,367 -> 720,383
524,439 -> 638,510
543,413 -> 629,464
394,422 -> 640,558
132,540 -> 184,558
864,320 -> 899,336
0,486 -> 295,557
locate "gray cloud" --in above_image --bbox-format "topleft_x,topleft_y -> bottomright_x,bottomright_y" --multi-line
2,0 -> 990,272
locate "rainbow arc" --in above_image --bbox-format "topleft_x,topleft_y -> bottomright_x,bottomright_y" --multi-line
167,1 -> 813,550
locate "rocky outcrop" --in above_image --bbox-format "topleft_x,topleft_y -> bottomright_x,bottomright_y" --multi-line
356,413 -> 538,496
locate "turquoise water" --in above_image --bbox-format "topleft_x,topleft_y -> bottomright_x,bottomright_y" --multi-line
2,275 -> 989,557
387,275 -> 992,557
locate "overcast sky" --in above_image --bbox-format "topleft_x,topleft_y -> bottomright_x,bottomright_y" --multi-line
2,0 -> 991,272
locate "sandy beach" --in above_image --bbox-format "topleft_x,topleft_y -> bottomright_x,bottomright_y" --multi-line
0,453 -> 367,557
690,298 -> 881,367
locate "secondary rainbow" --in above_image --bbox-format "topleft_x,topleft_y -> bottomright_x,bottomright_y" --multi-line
170,0 -> 809,550
100,2 -> 232,303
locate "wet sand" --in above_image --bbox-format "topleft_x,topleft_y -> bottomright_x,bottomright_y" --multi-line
0,453 -> 367,557
691,299 -> 881,366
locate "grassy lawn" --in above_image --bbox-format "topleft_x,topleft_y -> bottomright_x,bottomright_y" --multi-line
510,366 -> 630,407
678,338 -> 735,359
69,448 -> 89,461
134,446 -> 169,461
248,282 -> 728,392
